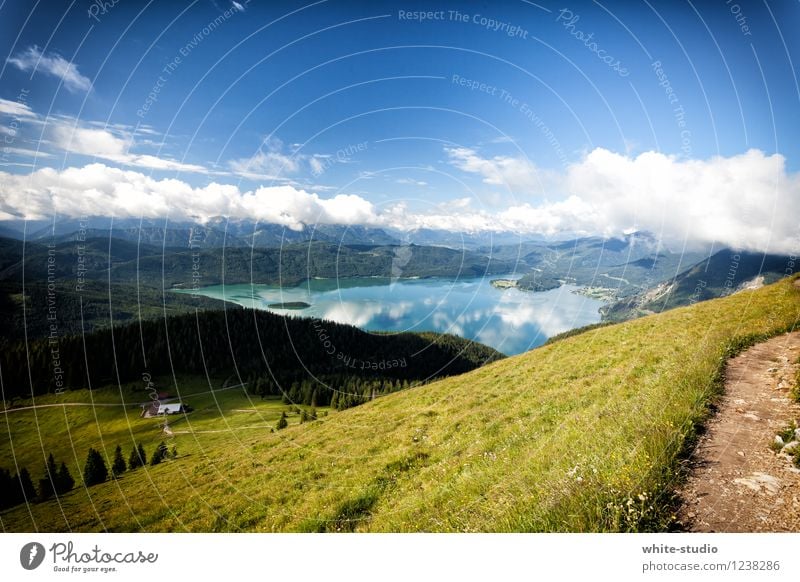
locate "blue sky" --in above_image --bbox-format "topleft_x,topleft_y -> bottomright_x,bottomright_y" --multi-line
0,0 -> 799,252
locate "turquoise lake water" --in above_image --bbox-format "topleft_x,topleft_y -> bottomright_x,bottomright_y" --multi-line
180,277 -> 605,355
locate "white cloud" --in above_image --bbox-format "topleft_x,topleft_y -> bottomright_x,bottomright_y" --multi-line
49,121 -> 207,173
229,138 -> 338,180
446,146 -> 545,193
0,163 -> 381,229
439,197 -> 472,210
122,154 -> 207,173
51,124 -> 130,157
489,135 -> 515,144
497,196 -> 600,235
379,202 -> 499,233
228,150 -> 298,180
309,157 -> 325,175
3,147 -> 53,158
0,98 -> 36,118
396,178 -> 427,186
444,147 -> 800,254
231,1 -> 245,12
559,148 -> 800,254
0,100 -> 205,173
239,188 -> 378,230
228,137 -> 300,180
7,46 -> 92,93
1,148 -> 798,255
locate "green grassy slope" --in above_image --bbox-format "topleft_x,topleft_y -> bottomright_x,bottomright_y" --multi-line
2,277 -> 799,532
0,376 -> 329,521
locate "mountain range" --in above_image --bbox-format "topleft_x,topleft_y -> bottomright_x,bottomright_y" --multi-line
1,218 -> 797,342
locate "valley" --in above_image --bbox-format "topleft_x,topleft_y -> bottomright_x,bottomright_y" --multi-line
1,222 -> 798,533
2,274 -> 798,531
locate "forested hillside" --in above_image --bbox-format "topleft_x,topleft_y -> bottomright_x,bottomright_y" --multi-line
0,307 -> 503,403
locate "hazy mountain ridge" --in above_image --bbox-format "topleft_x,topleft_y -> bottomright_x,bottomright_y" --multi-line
2,224 -> 797,338
493,232 -> 711,296
0,217 -> 401,248
602,249 -> 800,321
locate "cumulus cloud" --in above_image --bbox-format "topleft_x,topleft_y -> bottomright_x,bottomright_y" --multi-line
446,147 -> 800,254
7,46 -> 92,93
565,148 -> 799,253
51,124 -> 130,157
240,189 -> 378,230
0,163 -> 380,230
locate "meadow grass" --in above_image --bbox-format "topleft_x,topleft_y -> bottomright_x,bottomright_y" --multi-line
1,276 -> 799,532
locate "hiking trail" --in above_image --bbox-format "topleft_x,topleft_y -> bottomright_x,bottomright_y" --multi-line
677,331 -> 800,532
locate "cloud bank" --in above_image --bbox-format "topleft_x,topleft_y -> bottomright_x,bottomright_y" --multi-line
0,148 -> 797,254
0,164 -> 377,230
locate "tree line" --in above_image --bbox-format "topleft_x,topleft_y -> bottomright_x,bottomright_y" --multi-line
248,373 -> 418,409
0,442 -> 176,511
0,308 -> 502,401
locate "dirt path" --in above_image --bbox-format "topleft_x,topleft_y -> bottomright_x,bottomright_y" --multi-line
677,331 -> 800,532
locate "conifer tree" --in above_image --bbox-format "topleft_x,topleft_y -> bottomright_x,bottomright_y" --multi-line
128,443 -> 146,470
150,442 -> 169,466
56,462 -> 75,494
83,448 -> 108,486
276,411 -> 288,430
111,445 -> 126,476
38,453 -> 58,500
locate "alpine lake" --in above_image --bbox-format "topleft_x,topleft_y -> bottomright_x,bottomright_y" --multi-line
178,276 -> 605,356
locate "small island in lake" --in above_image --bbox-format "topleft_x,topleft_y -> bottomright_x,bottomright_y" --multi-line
267,301 -> 311,310
490,279 -> 519,290
572,286 -> 618,302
